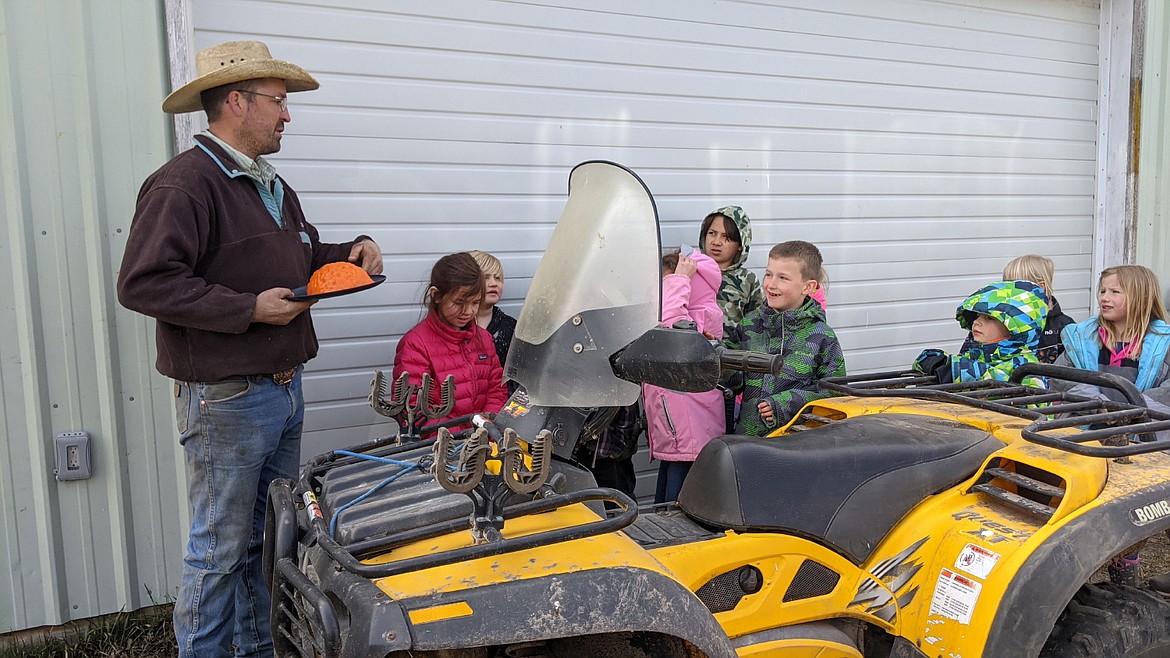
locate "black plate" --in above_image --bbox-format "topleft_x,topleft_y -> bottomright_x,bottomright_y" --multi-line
289,274 -> 385,302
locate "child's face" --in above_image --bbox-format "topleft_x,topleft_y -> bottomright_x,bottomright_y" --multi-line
762,257 -> 815,312
971,313 -> 1010,344
1098,273 -> 1128,326
482,272 -> 504,309
436,285 -> 481,328
703,215 -> 740,269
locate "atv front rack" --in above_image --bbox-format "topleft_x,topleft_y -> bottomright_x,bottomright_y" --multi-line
820,363 -> 1170,458
265,456 -> 637,658
320,486 -> 635,578
269,433 -> 638,577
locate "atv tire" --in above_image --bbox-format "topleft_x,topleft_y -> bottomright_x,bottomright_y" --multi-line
1040,582 -> 1170,657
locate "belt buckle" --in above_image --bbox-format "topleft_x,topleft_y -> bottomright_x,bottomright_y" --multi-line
273,368 -> 296,386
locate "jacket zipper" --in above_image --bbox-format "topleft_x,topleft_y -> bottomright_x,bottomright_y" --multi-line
660,395 -> 677,436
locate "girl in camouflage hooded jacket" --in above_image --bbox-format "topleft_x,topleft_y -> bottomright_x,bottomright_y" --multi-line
701,206 -> 767,432
698,205 -> 765,337
913,280 -> 1050,389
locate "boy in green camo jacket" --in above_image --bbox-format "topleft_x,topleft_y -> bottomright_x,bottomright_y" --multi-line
724,240 -> 846,435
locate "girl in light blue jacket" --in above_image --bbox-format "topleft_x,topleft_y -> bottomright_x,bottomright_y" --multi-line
1055,265 -> 1170,413
1054,264 -> 1170,592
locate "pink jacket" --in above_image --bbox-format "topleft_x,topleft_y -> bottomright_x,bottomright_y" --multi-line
644,253 -> 727,461
393,311 -> 508,428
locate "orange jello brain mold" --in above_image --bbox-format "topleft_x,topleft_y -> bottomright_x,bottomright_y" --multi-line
306,262 -> 374,295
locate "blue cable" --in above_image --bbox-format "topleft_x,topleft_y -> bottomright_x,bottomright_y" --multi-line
333,449 -> 416,468
326,441 -> 472,539
327,450 -> 420,538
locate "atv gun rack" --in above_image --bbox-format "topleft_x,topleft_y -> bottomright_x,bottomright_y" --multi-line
369,370 -> 457,439
820,362 -> 1170,458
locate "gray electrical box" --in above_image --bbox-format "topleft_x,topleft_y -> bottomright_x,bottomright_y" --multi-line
54,431 -> 92,481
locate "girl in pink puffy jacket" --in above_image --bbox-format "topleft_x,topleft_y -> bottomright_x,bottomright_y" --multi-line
645,248 -> 727,503
393,252 -> 508,431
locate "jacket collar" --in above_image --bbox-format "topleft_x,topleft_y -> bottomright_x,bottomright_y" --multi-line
1065,317 -> 1170,390
757,295 -> 825,325
425,310 -> 476,341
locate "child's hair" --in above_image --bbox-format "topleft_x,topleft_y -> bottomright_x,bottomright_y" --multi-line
817,267 -> 830,294
1003,255 -> 1055,299
423,252 -> 485,311
468,250 -> 504,279
1097,265 -> 1168,350
700,211 -> 742,244
768,240 -> 823,281
661,250 -> 680,275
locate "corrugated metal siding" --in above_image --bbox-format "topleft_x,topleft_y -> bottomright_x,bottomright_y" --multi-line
193,0 -> 1102,459
1139,0 -> 1170,296
0,2 -> 182,632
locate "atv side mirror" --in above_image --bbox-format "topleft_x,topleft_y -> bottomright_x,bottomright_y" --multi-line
610,327 -> 721,392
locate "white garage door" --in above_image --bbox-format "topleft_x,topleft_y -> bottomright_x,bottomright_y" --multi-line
188,0 -> 1102,458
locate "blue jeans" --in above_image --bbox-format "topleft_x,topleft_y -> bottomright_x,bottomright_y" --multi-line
655,460 -> 693,504
173,370 -> 304,658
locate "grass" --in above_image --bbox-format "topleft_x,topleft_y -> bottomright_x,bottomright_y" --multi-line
0,606 -> 176,658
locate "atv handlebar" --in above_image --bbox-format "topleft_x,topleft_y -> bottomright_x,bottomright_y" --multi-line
718,348 -> 782,375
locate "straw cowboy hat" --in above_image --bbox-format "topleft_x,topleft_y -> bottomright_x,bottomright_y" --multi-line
163,40 -> 319,114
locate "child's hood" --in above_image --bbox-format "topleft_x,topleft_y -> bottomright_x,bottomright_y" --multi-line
698,205 -> 753,270
956,280 -> 1049,347
690,251 -> 724,336
690,251 -> 723,303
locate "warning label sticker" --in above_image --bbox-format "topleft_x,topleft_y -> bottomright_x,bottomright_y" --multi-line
929,568 -> 982,624
955,543 -> 1000,579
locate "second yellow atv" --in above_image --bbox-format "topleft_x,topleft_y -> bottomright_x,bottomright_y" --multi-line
264,161 -> 1170,658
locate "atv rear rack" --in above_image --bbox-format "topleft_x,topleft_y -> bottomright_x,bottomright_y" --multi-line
819,363 -> 1170,458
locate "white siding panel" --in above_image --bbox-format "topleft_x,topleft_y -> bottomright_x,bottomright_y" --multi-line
191,0 -> 1100,454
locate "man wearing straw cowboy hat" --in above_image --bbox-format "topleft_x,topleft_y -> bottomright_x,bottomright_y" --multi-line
118,40 -> 382,657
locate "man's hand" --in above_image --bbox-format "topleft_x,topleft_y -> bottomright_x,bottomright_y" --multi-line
349,239 -> 384,275
252,288 -> 314,325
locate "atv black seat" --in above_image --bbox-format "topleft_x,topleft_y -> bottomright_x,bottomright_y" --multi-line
677,413 -> 1002,563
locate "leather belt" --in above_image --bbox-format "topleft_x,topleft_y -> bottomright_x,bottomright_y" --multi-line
272,368 -> 297,386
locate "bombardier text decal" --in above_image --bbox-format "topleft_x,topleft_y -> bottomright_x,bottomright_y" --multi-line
1131,499 -> 1170,526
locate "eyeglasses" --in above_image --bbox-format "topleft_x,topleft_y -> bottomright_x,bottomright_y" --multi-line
232,89 -> 288,112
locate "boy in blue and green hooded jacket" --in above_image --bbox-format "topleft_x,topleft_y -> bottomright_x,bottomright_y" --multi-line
913,280 -> 1050,388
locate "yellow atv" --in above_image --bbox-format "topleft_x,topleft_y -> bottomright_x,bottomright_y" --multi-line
264,162 -> 1170,658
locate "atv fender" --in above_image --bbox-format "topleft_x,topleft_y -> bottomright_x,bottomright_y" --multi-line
984,477 -> 1170,657
400,566 -> 737,657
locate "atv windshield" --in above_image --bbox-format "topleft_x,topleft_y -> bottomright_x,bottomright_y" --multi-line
506,161 -> 661,407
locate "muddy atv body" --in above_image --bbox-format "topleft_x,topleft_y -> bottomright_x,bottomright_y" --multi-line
265,363 -> 1170,657
263,162 -> 1170,657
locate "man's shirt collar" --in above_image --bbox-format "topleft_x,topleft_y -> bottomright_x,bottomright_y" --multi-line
201,130 -> 277,189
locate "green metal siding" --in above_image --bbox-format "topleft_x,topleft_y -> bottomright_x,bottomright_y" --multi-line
1138,0 -> 1170,296
0,0 -> 183,631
